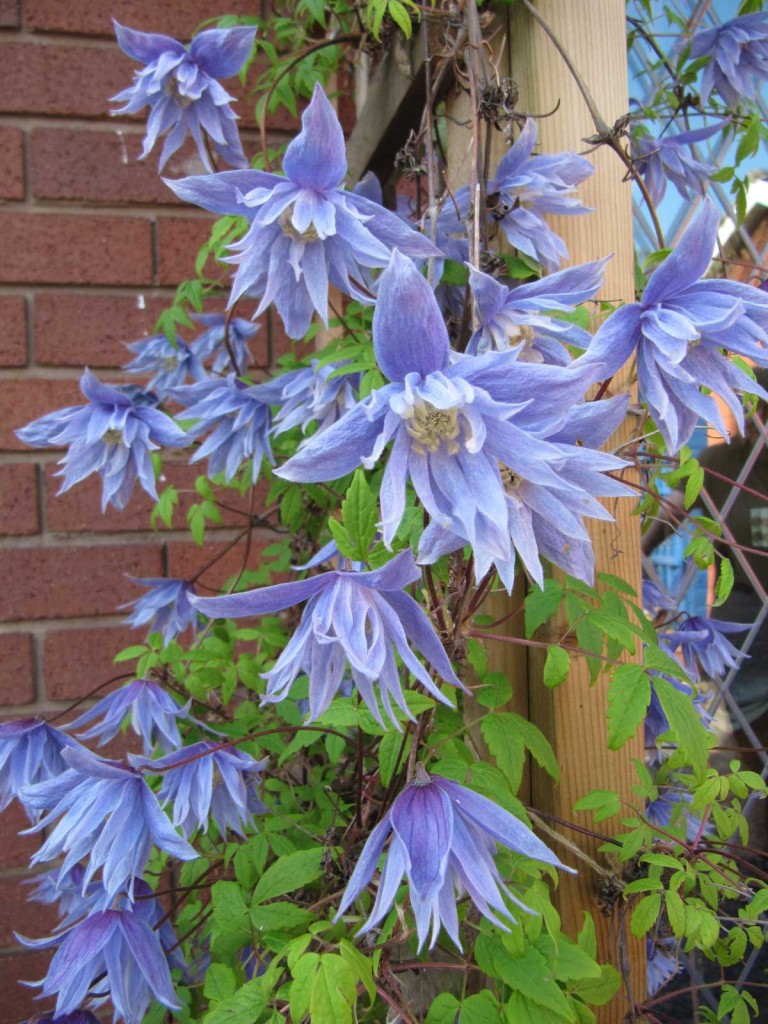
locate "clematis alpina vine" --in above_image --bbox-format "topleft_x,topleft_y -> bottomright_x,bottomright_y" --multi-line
112,21 -> 256,171
165,83 -> 440,338
190,548 -> 463,728
581,199 -> 768,453
334,764 -> 571,950
277,250 -> 632,588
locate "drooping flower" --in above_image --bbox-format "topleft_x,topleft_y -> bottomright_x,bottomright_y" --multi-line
66,679 -> 191,755
111,21 -> 256,171
488,119 -> 594,271
164,83 -> 440,338
0,719 -> 79,819
276,251 -> 631,588
25,865 -> 105,930
122,576 -> 199,645
16,370 -> 191,511
467,259 -> 607,361
140,741 -> 268,838
190,313 -> 259,374
647,938 -> 681,996
631,123 -> 721,206
335,764 -> 571,951
663,615 -> 748,683
124,333 -> 207,396
170,374 -> 284,483
23,904 -> 181,1024
642,579 -> 678,615
645,666 -> 714,764
22,746 -> 196,899
580,200 -> 768,453
272,360 -> 361,438
690,13 -> 768,107
645,786 -> 706,843
190,548 -> 463,728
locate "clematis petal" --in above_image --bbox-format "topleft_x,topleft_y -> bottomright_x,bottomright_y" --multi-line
282,82 -> 347,191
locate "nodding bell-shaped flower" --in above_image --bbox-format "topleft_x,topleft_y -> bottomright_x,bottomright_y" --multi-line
164,83 -> 441,338
0,719 -> 79,819
690,13 -> 768,107
122,576 -> 200,646
631,122 -> 721,207
334,764 -> 572,951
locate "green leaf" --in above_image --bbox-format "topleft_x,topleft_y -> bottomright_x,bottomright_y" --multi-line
251,901 -> 315,935
290,953 -> 320,1022
606,664 -> 650,749
653,676 -> 711,777
340,470 -> 378,560
588,611 -> 637,654
211,881 -> 251,956
460,990 -> 502,1023
714,557 -> 734,607
387,0 -> 413,37
204,963 -> 237,1002
525,580 -> 563,638
665,889 -> 686,938
573,789 -> 620,822
577,913 -> 598,960
339,938 -> 376,1006
114,645 -> 149,664
482,714 -> 525,790
534,936 -> 602,982
309,954 -> 358,1024
478,943 -> 575,1021
684,462 -> 704,509
379,730 -> 409,787
476,671 -> 513,708
426,994 -> 461,1024
252,849 -> 324,904
543,646 -> 570,689
203,979 -> 266,1024
573,964 -> 621,1006
631,892 -> 661,938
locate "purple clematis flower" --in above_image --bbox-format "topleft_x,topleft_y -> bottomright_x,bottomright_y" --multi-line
335,764 -> 571,950
66,679 -> 191,755
122,576 -> 199,645
580,200 -> 768,453
663,615 -> 748,683
690,13 -> 768,107
24,903 -> 181,1024
646,786 -> 706,843
171,374 -> 284,483
642,579 -> 678,615
646,662 -> 714,764
0,719 -> 79,819
16,370 -> 191,511
272,359 -> 361,437
467,259 -> 607,362
124,333 -> 208,396
276,250 -> 631,588
164,83 -> 440,338
190,548 -> 463,728
22,746 -> 196,899
25,865 -> 105,931
488,119 -> 594,271
631,123 -> 721,206
111,21 -> 256,171
647,938 -> 681,996
190,312 -> 259,374
140,742 -> 268,838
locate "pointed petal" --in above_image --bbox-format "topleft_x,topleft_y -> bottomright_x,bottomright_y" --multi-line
283,83 -> 347,191
276,398 -> 389,482
191,573 -> 332,619
164,170 -> 280,214
113,21 -> 185,62
189,27 -> 256,78
643,200 -> 719,306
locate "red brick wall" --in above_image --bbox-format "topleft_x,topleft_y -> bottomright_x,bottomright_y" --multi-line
0,3 -> 302,1016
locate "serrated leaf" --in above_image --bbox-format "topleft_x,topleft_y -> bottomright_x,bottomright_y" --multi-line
714,557 -> 734,607
425,994 -> 461,1024
573,963 -> 622,1006
379,730 -> 409,786
653,676 -> 711,777
114,645 -> 149,664
543,646 -> 570,688
339,939 -> 376,1006
252,849 -> 324,904
340,470 -> 378,560
459,990 -> 501,1023
607,664 -> 650,749
482,714 -> 526,790
476,671 -> 513,708
204,963 -> 237,1002
203,979 -> 266,1024
631,892 -> 661,938
684,462 -> 704,509
665,889 -> 685,937
573,789 -> 620,821
211,881 -> 252,956
309,954 -> 358,1024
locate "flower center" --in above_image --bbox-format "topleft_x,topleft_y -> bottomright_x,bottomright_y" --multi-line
279,209 -> 320,243
510,324 -> 536,346
165,76 -> 194,108
499,464 -> 522,491
405,401 -> 461,455
102,428 -> 124,446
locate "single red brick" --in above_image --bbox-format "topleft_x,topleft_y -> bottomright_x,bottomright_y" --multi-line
33,291 -> 169,368
29,126 -> 210,205
155,215 -> 216,286
0,377 -> 83,452
44,459 -> 250,534
0,464 -> 39,537
0,295 -> 27,367
0,543 -> 163,622
0,0 -> 19,28
27,0 -> 255,38
0,951 -> 54,1018
0,634 -> 35,706
0,877 -> 58,948
0,212 -> 152,287
0,40 -> 129,119
0,802 -> 40,869
43,623 -> 138,701
0,125 -> 23,201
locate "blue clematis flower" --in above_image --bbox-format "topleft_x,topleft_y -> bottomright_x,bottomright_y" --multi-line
111,21 -> 256,171
122,576 -> 200,645
139,741 -> 268,838
646,786 -> 706,843
22,746 -> 196,899
580,200 -> 768,453
190,548 -> 463,728
66,679 -> 191,755
335,763 -> 571,951
663,615 -> 748,683
16,370 -> 191,511
25,865 -> 105,931
467,259 -> 607,361
647,938 -> 681,996
164,82 -> 441,338
646,664 -> 714,765
272,360 -> 361,438
190,312 -> 259,374
0,719 -> 79,819
24,903 -> 181,1024
631,123 -> 721,206
171,374 -> 284,483
276,251 -> 631,589
124,333 -> 208,397
642,579 -> 678,615
488,119 -> 594,271
690,13 -> 768,107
